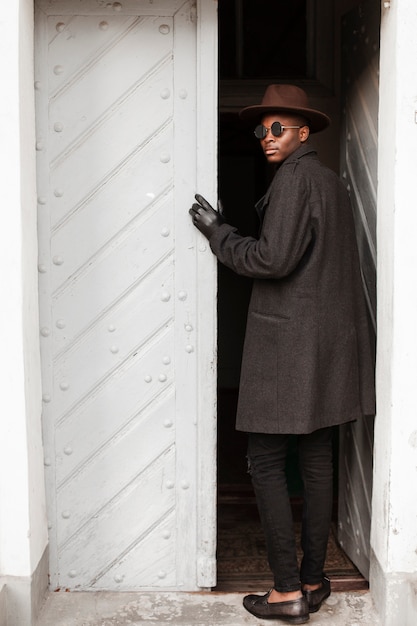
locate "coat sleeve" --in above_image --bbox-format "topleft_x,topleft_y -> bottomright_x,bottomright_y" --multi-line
208,166 -> 313,279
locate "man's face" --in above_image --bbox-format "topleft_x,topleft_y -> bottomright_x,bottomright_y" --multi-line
258,113 -> 309,164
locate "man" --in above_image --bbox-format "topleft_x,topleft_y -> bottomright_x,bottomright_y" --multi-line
189,85 -> 375,624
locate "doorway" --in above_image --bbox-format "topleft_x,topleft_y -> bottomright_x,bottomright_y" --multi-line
215,117 -> 365,592
215,0 -> 375,592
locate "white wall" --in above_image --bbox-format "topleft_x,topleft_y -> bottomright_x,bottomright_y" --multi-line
372,0 -> 417,623
0,0 -> 48,587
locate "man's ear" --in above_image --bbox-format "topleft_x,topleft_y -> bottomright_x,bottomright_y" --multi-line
300,126 -> 310,142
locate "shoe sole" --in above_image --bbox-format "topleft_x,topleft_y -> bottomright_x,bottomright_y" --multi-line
244,608 -> 309,624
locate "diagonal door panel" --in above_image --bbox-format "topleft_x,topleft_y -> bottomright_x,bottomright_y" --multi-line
53,263 -> 174,417
95,510 -> 177,588
50,132 -> 173,289
56,395 -> 176,543
48,17 -> 173,158
59,448 -> 177,588
36,0 -> 204,590
49,76 -> 173,230
51,200 -> 174,352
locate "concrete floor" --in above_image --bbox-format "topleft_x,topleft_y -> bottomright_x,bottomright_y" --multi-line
36,590 -> 381,626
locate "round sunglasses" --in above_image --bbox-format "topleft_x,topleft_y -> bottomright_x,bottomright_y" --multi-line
254,121 -> 301,139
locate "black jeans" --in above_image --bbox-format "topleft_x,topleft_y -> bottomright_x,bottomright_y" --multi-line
247,427 -> 334,592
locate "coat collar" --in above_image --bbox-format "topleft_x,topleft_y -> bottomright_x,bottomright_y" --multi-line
255,143 -> 317,224
282,142 -> 317,165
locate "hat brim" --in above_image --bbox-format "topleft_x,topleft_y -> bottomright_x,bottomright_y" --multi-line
239,105 -> 330,134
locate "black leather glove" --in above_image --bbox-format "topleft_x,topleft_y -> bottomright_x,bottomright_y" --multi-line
189,194 -> 225,239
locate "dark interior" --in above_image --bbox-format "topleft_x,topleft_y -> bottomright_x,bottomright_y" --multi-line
215,0 -> 366,592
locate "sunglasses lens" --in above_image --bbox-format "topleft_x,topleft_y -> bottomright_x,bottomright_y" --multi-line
254,122 -> 284,139
254,125 -> 266,139
271,121 -> 283,137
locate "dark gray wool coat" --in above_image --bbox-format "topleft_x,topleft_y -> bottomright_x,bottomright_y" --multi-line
209,143 -> 376,434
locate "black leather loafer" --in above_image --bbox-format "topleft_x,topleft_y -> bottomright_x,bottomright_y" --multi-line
243,590 -> 310,623
303,576 -> 331,613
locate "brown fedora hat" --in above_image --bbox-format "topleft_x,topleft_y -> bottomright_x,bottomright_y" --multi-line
239,84 -> 330,134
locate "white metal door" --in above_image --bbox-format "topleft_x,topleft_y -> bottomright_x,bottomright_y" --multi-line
338,0 -> 379,580
35,0 -> 217,591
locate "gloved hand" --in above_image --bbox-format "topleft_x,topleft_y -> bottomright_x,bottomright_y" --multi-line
189,194 -> 225,239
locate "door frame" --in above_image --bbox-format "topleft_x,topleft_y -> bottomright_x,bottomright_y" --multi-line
370,1 -> 417,622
